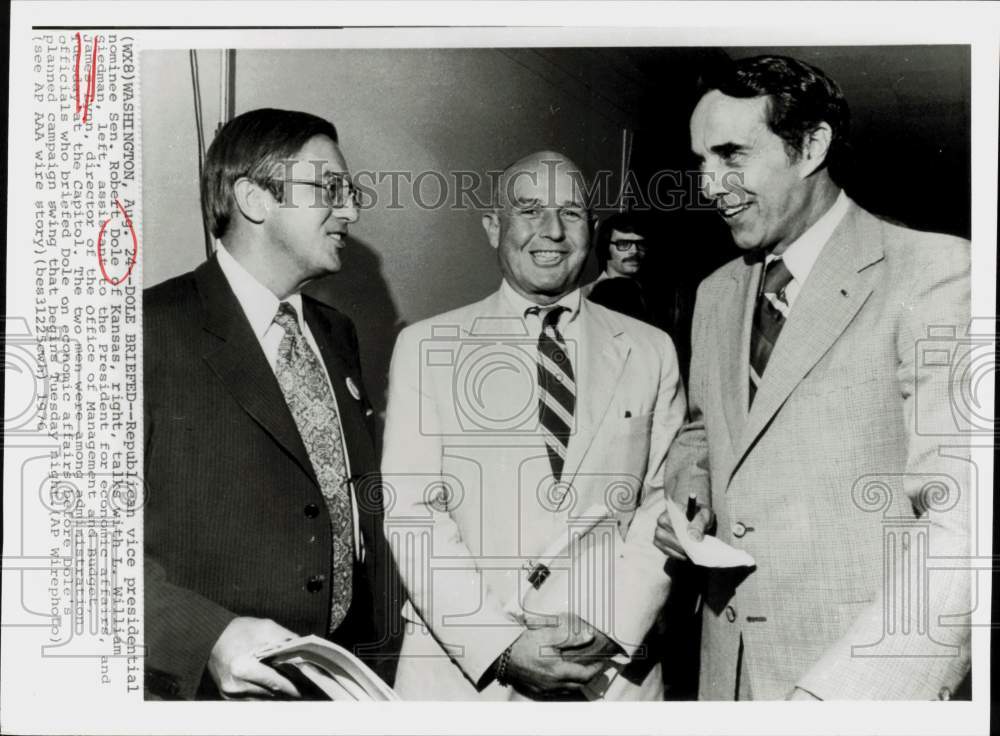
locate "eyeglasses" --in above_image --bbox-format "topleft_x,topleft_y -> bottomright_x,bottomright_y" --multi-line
267,172 -> 367,209
610,239 -> 647,252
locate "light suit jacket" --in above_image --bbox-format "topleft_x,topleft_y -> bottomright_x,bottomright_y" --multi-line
382,288 -> 686,700
663,202 -> 972,700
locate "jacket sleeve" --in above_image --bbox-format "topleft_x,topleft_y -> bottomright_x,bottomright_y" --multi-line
797,236 -> 972,700
142,395 -> 236,700
380,325 -> 522,688
605,330 -> 687,655
663,279 -> 713,510
144,554 -> 236,700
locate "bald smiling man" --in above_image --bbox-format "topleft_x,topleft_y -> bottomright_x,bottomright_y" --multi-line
381,152 -> 687,700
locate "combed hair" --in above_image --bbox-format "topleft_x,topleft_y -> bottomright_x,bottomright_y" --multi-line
699,55 -> 851,182
201,108 -> 339,239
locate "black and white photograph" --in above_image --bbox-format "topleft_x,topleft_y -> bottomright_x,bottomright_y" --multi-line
141,43 -> 975,702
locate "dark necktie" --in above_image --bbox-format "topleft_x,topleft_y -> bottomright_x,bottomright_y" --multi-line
749,257 -> 794,406
273,302 -> 353,632
529,306 -> 576,481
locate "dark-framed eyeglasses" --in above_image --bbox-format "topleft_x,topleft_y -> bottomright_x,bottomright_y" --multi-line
610,239 -> 647,252
267,171 -> 367,209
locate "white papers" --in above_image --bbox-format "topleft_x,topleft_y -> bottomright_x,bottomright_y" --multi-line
255,635 -> 398,701
666,499 -> 756,568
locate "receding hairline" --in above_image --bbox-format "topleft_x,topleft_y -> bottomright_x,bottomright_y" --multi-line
493,150 -> 586,209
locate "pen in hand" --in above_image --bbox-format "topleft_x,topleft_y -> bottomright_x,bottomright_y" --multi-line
686,493 -> 699,522
685,493 -> 705,613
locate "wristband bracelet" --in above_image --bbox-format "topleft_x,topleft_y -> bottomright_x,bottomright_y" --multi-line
495,645 -> 513,687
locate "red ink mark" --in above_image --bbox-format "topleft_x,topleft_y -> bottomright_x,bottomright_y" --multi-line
83,36 -> 98,123
97,199 -> 138,286
74,32 -> 82,113
74,34 -> 99,122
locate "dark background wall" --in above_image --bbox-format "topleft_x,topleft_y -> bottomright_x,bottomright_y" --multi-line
141,45 -> 971,412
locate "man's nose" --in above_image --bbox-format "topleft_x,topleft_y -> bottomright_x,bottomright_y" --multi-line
333,201 -> 359,224
699,165 -> 729,200
540,209 -> 564,240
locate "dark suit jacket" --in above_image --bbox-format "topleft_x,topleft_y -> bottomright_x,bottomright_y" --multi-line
143,255 -> 402,699
586,277 -> 651,324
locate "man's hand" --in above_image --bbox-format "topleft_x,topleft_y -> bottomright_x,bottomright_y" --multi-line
207,617 -> 300,699
653,501 -> 715,560
503,613 -> 619,700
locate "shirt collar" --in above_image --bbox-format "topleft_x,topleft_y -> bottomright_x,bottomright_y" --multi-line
216,243 -> 305,338
770,190 -> 851,282
499,279 -> 581,324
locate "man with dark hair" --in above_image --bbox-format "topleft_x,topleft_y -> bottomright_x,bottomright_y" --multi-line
143,108 -> 402,699
655,55 -> 971,700
584,212 -> 652,324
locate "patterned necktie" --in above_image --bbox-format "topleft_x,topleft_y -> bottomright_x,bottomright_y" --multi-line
529,306 -> 576,481
749,257 -> 794,406
273,302 -> 353,632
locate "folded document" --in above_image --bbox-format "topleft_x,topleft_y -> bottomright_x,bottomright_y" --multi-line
255,635 -> 398,701
665,498 -> 755,568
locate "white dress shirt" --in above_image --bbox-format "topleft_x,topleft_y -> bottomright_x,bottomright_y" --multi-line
215,244 -> 363,559
499,278 -> 583,344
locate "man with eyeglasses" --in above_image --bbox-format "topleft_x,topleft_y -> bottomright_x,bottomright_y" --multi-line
143,108 -> 402,699
584,212 -> 653,325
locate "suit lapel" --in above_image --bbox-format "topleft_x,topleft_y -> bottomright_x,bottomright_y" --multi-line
195,257 -> 319,487
462,290 -> 628,504
563,301 -> 629,483
730,204 -> 884,484
721,259 -> 760,451
305,302 -> 378,472
304,299 -> 383,555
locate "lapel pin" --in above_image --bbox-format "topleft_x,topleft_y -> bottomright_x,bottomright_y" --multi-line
345,376 -> 361,401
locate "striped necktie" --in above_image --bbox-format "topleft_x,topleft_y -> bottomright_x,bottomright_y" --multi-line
749,257 -> 794,406
529,306 -> 576,481
273,302 -> 354,632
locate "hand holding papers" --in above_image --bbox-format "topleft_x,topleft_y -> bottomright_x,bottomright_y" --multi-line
665,498 -> 755,568
255,635 -> 398,701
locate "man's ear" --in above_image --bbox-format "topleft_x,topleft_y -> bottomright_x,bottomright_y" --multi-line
482,211 -> 501,250
798,122 -> 834,178
232,177 -> 269,226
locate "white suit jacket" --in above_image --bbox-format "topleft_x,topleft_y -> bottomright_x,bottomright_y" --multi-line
382,288 -> 686,700
664,202 -> 972,700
